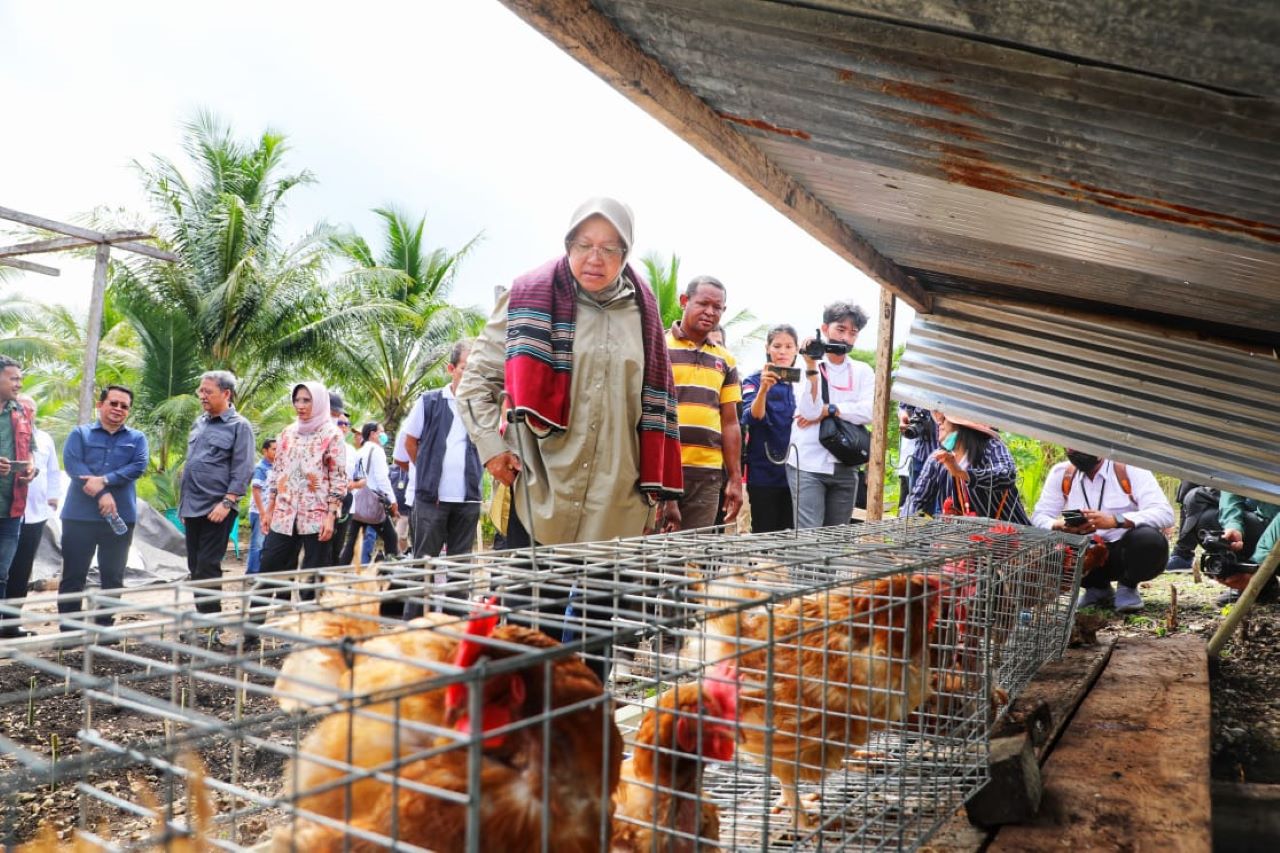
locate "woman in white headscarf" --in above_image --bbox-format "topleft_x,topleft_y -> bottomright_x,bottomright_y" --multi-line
258,381 -> 349,593
459,197 -> 684,548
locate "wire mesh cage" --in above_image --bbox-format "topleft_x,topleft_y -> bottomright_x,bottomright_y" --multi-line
0,517 -> 1085,852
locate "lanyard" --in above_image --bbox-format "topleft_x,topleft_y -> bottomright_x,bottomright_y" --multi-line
1077,469 -> 1106,510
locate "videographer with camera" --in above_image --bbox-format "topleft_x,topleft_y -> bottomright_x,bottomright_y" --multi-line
789,302 -> 873,528
1032,449 -> 1173,613
741,324 -> 800,532
898,404 -> 938,511
1210,491 -> 1279,606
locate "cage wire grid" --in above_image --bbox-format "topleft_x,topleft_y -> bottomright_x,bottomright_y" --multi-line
0,517 -> 1085,852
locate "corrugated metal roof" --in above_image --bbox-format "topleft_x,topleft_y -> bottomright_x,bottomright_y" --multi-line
895,296 -> 1280,503
585,0 -> 1280,341
498,0 -> 1280,497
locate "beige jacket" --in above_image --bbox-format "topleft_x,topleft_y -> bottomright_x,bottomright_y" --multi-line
458,282 -> 652,545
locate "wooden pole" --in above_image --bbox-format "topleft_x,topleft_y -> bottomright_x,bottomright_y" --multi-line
78,242 -> 110,424
1207,537 -> 1280,657
865,287 -> 896,521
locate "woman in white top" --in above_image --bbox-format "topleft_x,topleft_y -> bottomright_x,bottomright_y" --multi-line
338,422 -> 401,564
788,301 -> 874,528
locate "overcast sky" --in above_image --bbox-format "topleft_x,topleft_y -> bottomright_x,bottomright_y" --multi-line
0,1 -> 913,368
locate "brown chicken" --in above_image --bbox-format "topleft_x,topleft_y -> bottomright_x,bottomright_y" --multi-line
271,610 -> 475,848
701,573 -> 941,830
611,670 -> 739,853
283,620 -> 623,853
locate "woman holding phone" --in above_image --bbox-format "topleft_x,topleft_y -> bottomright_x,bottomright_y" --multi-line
740,324 -> 800,532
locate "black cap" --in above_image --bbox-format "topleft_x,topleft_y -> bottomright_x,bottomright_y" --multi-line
328,391 -> 346,415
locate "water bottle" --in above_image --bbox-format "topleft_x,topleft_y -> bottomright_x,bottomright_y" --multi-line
106,511 -> 128,536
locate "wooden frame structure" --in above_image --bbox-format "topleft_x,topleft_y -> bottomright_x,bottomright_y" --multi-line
0,206 -> 177,422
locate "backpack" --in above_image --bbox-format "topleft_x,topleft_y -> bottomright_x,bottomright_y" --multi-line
1062,461 -> 1134,502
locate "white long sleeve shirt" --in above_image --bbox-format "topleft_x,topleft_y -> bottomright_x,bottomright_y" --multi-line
790,357 -> 875,474
1032,460 -> 1174,543
23,428 -> 63,524
355,442 -> 395,504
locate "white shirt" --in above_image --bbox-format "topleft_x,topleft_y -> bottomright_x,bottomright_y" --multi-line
392,425 -> 416,508
790,357 -> 875,474
401,384 -> 472,503
23,428 -> 63,524
1032,460 -> 1174,543
354,442 -> 395,503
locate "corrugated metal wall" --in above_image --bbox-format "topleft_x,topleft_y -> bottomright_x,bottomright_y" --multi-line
895,296 -> 1280,503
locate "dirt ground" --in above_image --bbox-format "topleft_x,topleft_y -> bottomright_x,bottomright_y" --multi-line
1079,570 -> 1280,785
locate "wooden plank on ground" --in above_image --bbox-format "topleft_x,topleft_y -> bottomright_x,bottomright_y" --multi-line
989,636 -> 1211,853
922,638 -> 1115,851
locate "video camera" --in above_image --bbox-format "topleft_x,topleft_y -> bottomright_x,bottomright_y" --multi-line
1198,528 -> 1257,581
901,408 -> 931,440
802,328 -> 850,360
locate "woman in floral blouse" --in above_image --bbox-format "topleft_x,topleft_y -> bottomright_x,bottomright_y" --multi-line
258,381 -> 348,599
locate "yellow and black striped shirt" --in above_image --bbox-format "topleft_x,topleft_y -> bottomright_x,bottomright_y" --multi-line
666,324 -> 742,469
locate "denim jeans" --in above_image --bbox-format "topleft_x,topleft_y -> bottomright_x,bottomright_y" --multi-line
787,464 -> 859,529
246,512 -> 265,574
0,516 -> 22,589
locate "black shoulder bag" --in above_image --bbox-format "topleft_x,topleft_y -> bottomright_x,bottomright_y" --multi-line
818,366 -> 872,466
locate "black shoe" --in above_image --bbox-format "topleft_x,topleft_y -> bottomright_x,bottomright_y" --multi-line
1215,588 -> 1242,608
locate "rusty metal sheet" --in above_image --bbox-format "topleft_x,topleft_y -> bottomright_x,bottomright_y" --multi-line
592,0 -> 1280,343
895,296 -> 1280,503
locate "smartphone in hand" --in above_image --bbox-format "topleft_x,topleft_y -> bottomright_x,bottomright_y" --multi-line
1062,509 -> 1087,528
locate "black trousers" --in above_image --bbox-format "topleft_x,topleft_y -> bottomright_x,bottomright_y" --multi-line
1171,487 -> 1221,558
402,502 -> 481,620
339,515 -> 401,566
254,526 -> 330,614
183,511 -> 237,615
325,516 -> 352,567
1083,526 -> 1171,589
59,519 -> 134,627
747,485 -> 793,533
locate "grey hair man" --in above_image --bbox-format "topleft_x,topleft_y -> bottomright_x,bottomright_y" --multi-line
179,370 -> 256,623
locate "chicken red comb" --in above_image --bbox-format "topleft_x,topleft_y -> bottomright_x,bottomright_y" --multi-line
445,597 -> 501,710
704,661 -> 741,720
988,523 -> 1019,535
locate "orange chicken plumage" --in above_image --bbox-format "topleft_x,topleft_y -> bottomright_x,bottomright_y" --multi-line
612,672 -> 739,852
276,617 -> 623,853
701,573 -> 941,830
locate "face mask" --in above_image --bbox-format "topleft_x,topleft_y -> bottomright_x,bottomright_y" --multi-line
1066,450 -> 1100,472
378,433 -> 389,447
941,432 -> 959,452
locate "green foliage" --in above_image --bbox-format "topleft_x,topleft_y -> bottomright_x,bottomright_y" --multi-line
1003,432 -> 1064,511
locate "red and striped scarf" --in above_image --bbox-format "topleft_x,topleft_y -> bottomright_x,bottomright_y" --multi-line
504,256 -> 683,499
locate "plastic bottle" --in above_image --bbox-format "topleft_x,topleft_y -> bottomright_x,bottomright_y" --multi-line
106,511 -> 128,536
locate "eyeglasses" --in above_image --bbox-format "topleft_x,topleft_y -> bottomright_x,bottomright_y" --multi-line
567,240 -> 625,260
103,401 -> 131,410
336,420 -> 350,427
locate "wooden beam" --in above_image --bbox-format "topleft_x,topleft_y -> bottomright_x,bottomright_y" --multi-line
988,637 -> 1211,852
78,242 -> 110,424
865,287 -> 896,520
496,0 -> 933,313
0,206 -> 178,263
0,231 -> 150,258
0,257 -> 59,277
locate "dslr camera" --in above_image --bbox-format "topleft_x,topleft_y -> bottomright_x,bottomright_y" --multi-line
802,328 -> 850,360
901,408 -> 931,440
1198,528 -> 1256,581
766,364 -> 802,383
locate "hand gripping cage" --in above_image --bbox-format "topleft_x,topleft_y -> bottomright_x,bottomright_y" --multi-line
0,516 -> 1085,851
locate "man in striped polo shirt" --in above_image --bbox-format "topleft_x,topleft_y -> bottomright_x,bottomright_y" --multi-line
662,276 -> 743,531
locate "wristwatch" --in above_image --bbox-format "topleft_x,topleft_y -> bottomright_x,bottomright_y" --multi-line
805,369 -> 818,377
221,497 -> 237,509
827,404 -> 838,418
1113,512 -> 1131,529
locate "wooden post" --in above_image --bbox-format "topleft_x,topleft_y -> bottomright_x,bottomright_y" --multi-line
78,242 -> 111,423
1207,536 -> 1280,657
865,287 -> 896,521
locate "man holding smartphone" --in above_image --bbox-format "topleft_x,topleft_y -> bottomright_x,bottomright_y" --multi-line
1032,449 -> 1173,612
0,356 -> 36,611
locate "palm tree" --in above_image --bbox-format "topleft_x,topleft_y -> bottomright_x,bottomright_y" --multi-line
325,207 -> 485,435
641,251 -> 765,349
102,112 -> 378,465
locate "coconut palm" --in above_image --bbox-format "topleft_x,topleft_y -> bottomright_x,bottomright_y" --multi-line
325,207 -> 484,435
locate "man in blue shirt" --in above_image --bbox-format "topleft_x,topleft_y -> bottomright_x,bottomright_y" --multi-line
59,385 -> 148,628
246,437 -> 276,574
